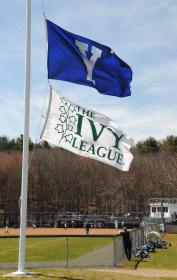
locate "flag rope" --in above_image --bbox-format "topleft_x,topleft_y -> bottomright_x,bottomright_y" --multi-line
41,0 -> 46,19
28,81 -> 50,168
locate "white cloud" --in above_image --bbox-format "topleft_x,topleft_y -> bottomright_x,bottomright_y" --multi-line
107,105 -> 177,142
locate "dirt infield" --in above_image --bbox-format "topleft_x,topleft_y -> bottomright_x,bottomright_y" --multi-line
95,268 -> 177,278
0,227 -> 121,236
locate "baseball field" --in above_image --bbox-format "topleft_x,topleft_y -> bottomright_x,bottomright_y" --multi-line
0,227 -> 120,237
0,230 -> 177,279
0,227 -> 118,263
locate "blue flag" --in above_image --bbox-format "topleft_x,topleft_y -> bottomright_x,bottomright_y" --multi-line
47,20 -> 132,97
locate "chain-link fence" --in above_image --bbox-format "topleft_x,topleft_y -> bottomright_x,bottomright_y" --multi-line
114,223 -> 159,266
0,224 -> 160,269
0,211 -> 149,228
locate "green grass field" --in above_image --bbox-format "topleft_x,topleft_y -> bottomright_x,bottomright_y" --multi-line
0,237 -> 112,262
0,268 -> 174,280
0,234 -> 177,279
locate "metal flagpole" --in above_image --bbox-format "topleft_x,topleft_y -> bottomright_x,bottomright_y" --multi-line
4,0 -> 37,276
17,0 -> 31,275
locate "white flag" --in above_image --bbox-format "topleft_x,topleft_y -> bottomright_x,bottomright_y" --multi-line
41,88 -> 134,171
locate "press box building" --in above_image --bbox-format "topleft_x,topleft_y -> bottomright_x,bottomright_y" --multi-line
149,198 -> 177,222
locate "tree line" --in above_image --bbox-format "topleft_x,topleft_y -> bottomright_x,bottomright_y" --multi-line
0,135 -> 177,215
1,135 -> 177,153
0,135 -> 50,151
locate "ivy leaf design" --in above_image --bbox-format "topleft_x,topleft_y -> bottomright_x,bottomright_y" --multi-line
59,115 -> 66,123
68,116 -> 76,125
67,124 -> 74,131
59,106 -> 67,115
55,97 -> 77,144
55,124 -> 64,133
64,134 -> 73,143
69,104 -> 76,113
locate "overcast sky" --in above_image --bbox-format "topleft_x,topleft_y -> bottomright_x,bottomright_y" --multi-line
0,0 -> 177,142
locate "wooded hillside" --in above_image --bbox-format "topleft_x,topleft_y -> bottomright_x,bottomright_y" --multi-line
0,135 -> 177,214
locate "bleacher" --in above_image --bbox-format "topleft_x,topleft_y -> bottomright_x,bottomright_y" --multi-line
0,211 -> 145,229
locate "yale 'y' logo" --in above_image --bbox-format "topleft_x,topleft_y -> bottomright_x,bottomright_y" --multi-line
75,40 -> 102,85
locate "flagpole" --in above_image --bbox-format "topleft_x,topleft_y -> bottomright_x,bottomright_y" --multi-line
17,0 -> 31,274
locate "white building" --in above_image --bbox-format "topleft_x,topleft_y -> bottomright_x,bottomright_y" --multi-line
149,198 -> 177,222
